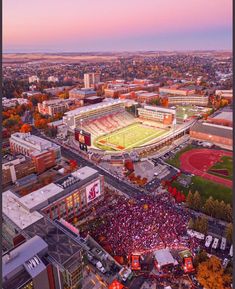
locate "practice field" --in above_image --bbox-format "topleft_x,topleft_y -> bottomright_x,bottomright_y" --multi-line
179,148 -> 232,188
94,123 -> 167,151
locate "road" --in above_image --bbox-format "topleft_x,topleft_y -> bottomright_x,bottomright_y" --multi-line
32,127 -> 145,200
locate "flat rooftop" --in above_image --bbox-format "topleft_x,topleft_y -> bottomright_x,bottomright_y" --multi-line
64,99 -> 126,117
2,191 -> 44,230
71,166 -> 98,180
154,249 -> 175,267
3,236 -> 48,279
213,111 -> 232,122
19,183 -> 64,212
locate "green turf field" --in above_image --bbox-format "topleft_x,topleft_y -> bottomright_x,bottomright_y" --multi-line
94,123 -> 167,151
208,156 -> 233,180
172,176 -> 232,204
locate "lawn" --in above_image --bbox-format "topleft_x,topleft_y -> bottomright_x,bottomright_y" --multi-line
166,145 -> 194,168
208,156 -> 233,180
94,123 -> 167,151
172,176 -> 232,204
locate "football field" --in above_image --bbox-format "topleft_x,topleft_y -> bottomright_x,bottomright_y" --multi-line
94,123 -> 167,151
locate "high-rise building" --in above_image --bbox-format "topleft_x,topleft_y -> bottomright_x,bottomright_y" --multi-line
84,73 -> 100,88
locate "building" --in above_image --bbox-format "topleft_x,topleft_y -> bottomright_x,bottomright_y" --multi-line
63,99 -> 126,131
207,108 -> 232,127
154,249 -> 176,270
47,76 -> 59,82
43,86 -> 72,96
28,76 -> 40,83
2,97 -> 29,108
84,73 -> 100,88
167,95 -> 209,106
159,86 -> 195,96
10,133 -> 61,173
21,91 -> 42,98
215,89 -> 233,102
136,91 -> 159,103
190,121 -> 232,149
83,96 -> 103,105
38,99 -> 75,116
69,88 -> 96,99
137,105 -> 175,126
2,154 -> 36,187
104,87 -> 129,98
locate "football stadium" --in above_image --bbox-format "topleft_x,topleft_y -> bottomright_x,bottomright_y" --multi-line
63,99 -> 175,151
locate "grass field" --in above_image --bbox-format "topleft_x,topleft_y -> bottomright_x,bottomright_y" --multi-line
94,123 -> 167,151
175,105 -> 212,120
208,156 -> 233,180
172,176 -> 232,204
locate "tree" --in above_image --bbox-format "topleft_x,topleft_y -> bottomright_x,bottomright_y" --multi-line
20,124 -> 32,133
193,250 -> 209,267
197,256 -> 232,289
194,217 -> 208,235
186,190 -> 194,208
188,218 -> 194,229
225,223 -> 233,244
193,191 -> 202,211
224,204 -> 232,223
204,196 -> 215,216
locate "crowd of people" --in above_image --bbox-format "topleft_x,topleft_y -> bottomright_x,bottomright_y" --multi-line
82,193 -> 201,256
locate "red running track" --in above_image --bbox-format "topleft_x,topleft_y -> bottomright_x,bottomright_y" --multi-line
179,149 -> 232,188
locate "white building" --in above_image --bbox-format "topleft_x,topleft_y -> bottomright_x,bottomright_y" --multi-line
28,75 -> 40,83
84,73 -> 100,88
47,76 -> 59,82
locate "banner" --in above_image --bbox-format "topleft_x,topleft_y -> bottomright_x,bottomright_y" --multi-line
86,180 -> 101,203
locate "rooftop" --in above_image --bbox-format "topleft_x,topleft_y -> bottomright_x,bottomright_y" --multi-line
19,183 -> 64,212
191,121 -> 233,139
212,111 -> 232,122
64,99 -> 126,117
2,191 -> 44,230
3,236 -> 48,279
24,218 -> 83,268
154,249 -> 175,267
143,105 -> 176,114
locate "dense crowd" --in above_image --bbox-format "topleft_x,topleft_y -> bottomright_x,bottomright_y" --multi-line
84,194 -> 201,256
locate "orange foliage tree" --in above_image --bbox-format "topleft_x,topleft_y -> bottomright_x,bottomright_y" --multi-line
20,124 -> 32,133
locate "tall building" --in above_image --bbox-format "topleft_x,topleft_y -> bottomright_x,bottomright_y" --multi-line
84,73 -> 100,88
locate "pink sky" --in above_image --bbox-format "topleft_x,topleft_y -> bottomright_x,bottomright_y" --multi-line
3,0 -> 232,52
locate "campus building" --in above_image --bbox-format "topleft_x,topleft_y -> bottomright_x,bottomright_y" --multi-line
167,95 -> 209,106
137,105 -> 175,126
84,73 -> 100,88
69,88 -> 97,99
159,86 -> 195,96
10,133 -> 61,173
2,154 -> 36,187
38,99 -> 75,116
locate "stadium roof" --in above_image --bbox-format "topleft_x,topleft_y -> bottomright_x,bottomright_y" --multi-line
154,249 -> 175,267
64,99 -> 126,117
191,122 -> 233,139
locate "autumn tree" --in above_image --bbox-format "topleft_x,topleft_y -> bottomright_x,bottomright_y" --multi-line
225,223 -> 233,244
224,204 -> 232,223
194,217 -> 208,235
197,256 -> 232,289
188,218 -> 194,229
186,190 -> 194,208
193,250 -> 208,268
204,196 -> 215,216
20,124 -> 32,133
193,191 -> 202,211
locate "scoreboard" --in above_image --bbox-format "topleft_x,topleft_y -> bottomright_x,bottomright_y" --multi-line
75,129 -> 91,146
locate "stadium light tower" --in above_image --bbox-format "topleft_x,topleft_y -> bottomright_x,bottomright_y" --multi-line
80,119 -> 83,133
